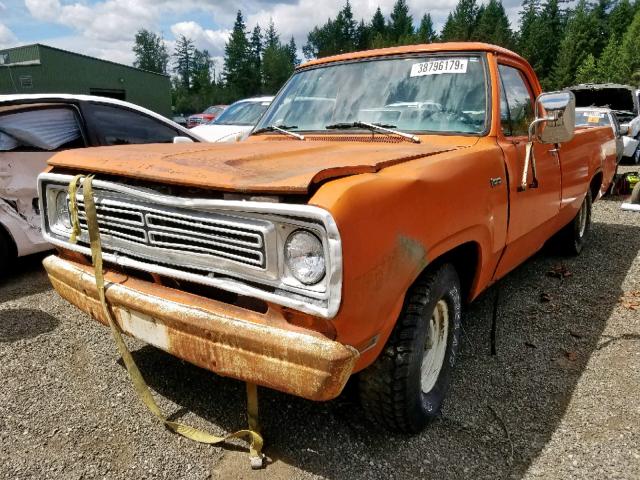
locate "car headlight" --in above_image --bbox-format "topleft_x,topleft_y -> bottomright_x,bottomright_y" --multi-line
54,190 -> 72,230
284,230 -> 326,285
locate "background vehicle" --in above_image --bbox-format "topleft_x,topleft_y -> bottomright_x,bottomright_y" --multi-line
569,83 -> 640,163
190,96 -> 273,142
575,107 -> 624,164
0,93 -> 203,268
40,43 -> 616,434
187,105 -> 227,128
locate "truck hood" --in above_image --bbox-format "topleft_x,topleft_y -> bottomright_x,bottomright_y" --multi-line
47,139 -> 462,194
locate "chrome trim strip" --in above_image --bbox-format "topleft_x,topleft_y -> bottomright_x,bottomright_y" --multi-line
38,172 -> 343,318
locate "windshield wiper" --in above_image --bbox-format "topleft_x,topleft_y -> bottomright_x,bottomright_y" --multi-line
252,124 -> 304,140
325,121 -> 420,143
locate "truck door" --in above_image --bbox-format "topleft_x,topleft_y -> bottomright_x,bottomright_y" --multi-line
494,63 -> 562,279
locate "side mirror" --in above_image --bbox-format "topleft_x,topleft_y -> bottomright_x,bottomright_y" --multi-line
533,91 -> 576,144
519,91 -> 575,192
619,124 -> 630,136
173,136 -> 194,144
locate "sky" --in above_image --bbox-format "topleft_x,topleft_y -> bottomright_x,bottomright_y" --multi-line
0,0 -> 524,70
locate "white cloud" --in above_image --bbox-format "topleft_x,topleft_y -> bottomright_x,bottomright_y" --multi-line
170,21 -> 230,57
0,23 -> 17,48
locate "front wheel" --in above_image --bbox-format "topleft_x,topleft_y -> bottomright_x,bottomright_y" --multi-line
359,263 -> 462,433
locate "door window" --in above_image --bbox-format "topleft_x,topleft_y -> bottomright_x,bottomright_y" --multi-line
499,65 -> 535,137
87,103 -> 182,145
0,107 -> 83,151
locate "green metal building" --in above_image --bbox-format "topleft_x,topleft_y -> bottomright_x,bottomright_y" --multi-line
0,44 -> 172,117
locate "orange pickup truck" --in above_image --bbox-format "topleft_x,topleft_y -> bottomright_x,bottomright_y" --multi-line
39,43 -> 616,433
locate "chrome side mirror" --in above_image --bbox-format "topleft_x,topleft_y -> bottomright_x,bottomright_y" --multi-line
531,91 -> 576,144
519,91 -> 576,192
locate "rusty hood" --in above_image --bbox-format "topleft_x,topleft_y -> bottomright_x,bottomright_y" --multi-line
47,138 -> 461,194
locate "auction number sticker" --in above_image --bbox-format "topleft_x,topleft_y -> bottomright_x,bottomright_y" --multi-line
411,58 -> 468,77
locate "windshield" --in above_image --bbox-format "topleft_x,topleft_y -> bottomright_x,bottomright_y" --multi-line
575,110 -> 610,127
204,106 -> 224,115
211,100 -> 270,126
255,55 -> 488,134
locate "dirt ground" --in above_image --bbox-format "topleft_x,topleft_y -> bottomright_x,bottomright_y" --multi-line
1,186 -> 639,479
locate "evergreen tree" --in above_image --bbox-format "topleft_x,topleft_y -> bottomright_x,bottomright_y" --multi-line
248,24 -> 264,95
371,6 -> 387,38
575,53 -> 598,83
223,10 -> 252,96
596,36 -> 623,83
287,37 -> 300,67
608,0 -> 634,41
355,20 -> 371,50
551,0 -> 598,88
263,31 -> 295,94
388,0 -> 414,43
590,0 -> 612,58
303,1 -> 358,58
335,0 -> 357,52
473,0 -> 513,48
133,29 -> 169,74
173,35 -> 195,89
536,0 -> 564,86
517,0 -> 541,66
440,0 -> 479,41
265,19 -> 279,49
417,13 -> 436,43
619,9 -> 640,83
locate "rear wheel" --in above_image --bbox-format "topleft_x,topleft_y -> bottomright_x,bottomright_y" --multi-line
556,189 -> 592,255
631,182 -> 640,204
359,263 -> 462,433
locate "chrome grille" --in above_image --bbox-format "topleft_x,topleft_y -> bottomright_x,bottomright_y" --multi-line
75,194 -> 267,268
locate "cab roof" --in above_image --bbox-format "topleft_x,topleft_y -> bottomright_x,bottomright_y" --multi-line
299,42 -> 525,69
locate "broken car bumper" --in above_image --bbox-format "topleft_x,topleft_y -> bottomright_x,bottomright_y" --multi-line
43,255 -> 358,401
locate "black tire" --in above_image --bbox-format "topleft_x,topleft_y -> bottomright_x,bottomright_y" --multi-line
0,227 -> 15,277
631,182 -> 640,204
556,189 -> 592,255
359,263 -> 462,433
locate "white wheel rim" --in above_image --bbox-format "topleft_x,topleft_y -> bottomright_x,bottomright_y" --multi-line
421,299 -> 449,394
578,199 -> 588,238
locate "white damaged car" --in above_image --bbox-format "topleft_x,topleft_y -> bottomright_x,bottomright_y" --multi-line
0,94 -> 203,268
190,96 -> 273,143
570,83 -> 640,163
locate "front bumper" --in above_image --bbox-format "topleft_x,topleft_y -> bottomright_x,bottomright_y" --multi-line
43,255 -> 358,401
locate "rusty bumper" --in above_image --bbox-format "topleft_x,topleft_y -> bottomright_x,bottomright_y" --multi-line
43,255 -> 358,401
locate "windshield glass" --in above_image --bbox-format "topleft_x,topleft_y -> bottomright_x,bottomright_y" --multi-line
204,106 -> 224,115
575,110 -> 610,127
255,55 -> 488,134
212,101 -> 270,126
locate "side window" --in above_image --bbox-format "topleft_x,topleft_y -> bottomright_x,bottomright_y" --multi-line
499,65 -> 535,137
88,104 -> 181,145
0,107 -> 84,151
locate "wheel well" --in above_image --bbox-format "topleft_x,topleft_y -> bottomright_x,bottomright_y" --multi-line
0,221 -> 18,258
590,171 -> 603,200
427,242 -> 480,303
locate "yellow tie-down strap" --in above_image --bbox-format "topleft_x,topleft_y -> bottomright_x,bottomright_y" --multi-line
68,175 -> 265,469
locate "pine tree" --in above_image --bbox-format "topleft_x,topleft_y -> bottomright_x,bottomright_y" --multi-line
335,1 -> 357,52
473,0 -> 514,48
388,0 -> 414,44
575,53 -> 598,83
417,14 -> 436,43
619,9 -> 640,83
371,6 -> 386,38
517,0 -> 541,65
287,37 -> 300,67
248,24 -> 264,95
440,0 -> 479,41
133,29 -> 169,74
550,0 -> 598,88
173,35 -> 195,89
265,19 -> 279,50
355,20 -> 370,50
608,0 -> 634,42
223,10 -> 252,96
596,36 -> 623,83
536,0 -> 564,86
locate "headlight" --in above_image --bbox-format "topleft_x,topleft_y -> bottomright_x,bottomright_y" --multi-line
54,190 -> 72,230
284,230 -> 326,285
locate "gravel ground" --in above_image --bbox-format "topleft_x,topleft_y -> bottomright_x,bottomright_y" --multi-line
1,182 -> 639,480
